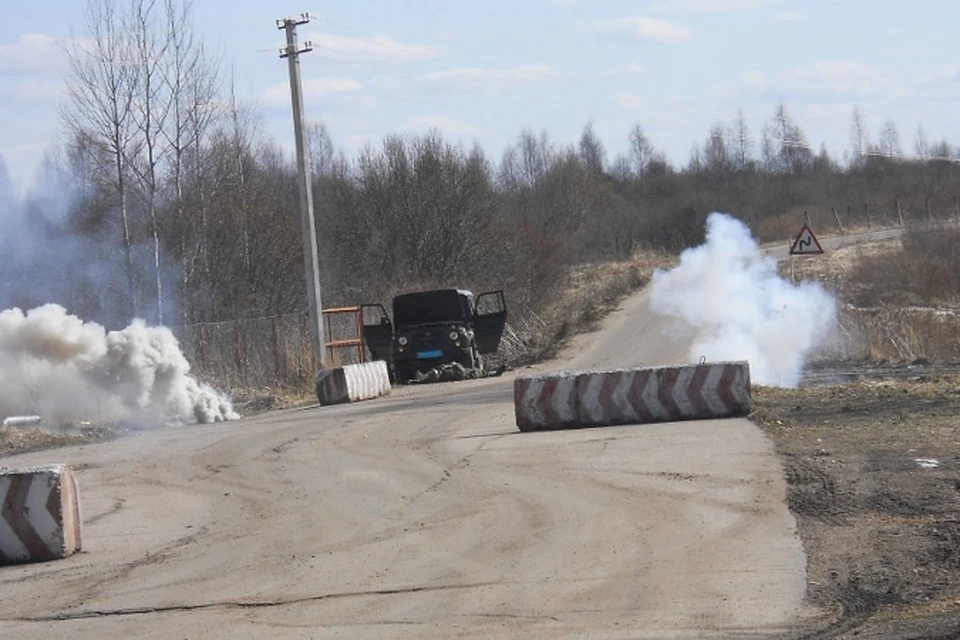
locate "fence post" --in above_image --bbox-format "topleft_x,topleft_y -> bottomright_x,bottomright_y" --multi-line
895,199 -> 904,227
831,206 -> 845,234
233,324 -> 244,382
299,312 -> 308,377
356,307 -> 365,363
198,324 -> 207,369
864,202 -> 872,229
272,316 -> 282,383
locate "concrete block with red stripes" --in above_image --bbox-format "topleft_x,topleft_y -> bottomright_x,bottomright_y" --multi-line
514,361 -> 752,431
1,465 -> 82,565
316,360 -> 391,406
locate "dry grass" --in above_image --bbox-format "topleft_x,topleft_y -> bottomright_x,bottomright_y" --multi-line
500,248 -> 675,364
0,423 -> 115,458
850,225 -> 960,306
784,229 -> 960,364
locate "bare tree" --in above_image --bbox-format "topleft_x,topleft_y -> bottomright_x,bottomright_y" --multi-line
703,123 -> 731,172
877,118 -> 902,159
308,120 -> 335,178
160,0 -> 220,324
610,154 -> 632,183
63,0 -> 142,319
914,124 -> 930,161
578,121 -> 605,175
849,106 -> 869,167
731,109 -> 752,171
762,102 -> 812,174
687,142 -> 703,175
628,123 -> 654,176
127,0 -> 174,324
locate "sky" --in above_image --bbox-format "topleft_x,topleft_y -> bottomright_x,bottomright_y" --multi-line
1,0 -> 959,190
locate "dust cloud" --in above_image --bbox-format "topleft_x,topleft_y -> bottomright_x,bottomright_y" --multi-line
649,212 -> 837,387
0,304 -> 239,424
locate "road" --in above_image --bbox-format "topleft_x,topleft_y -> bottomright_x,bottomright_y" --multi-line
0,227 -> 900,638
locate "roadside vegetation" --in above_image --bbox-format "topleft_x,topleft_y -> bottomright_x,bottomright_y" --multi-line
1,0 -> 959,398
1,3 -> 960,637
757,228 -> 960,638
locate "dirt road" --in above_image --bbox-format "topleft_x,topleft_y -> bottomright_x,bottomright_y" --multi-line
0,304 -> 808,639
6,230 -> 902,638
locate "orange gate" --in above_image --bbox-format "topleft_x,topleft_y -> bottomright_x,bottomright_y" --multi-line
323,305 -> 366,364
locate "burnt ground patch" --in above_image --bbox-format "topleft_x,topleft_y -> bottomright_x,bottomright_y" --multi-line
754,368 -> 960,639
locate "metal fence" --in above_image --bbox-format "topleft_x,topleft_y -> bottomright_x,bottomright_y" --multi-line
174,307 -> 367,389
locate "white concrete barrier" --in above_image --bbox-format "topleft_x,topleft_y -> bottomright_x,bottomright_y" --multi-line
316,360 -> 392,406
514,361 -> 752,432
0,465 -> 82,565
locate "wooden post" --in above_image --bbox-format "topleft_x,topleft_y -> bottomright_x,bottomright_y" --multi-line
272,316 -> 282,382
831,206 -> 845,234
926,197 -> 932,223
233,324 -> 244,380
198,324 -> 207,369
895,199 -> 905,227
355,307 -> 366,363
864,202 -> 872,229
804,210 -> 811,227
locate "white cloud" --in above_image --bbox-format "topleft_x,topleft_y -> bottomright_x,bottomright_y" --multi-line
608,62 -> 647,76
741,70 -> 771,88
260,78 -> 363,106
651,0 -> 782,12
11,79 -> 64,103
306,32 -> 437,64
587,16 -> 693,44
404,115 -> 484,137
0,33 -> 66,75
801,102 -> 855,122
616,94 -> 649,108
782,61 -> 901,97
916,63 -> 960,84
420,64 -> 558,95
774,10 -> 806,22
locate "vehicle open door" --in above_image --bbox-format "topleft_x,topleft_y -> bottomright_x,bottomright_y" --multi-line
473,290 -> 507,354
360,304 -> 393,361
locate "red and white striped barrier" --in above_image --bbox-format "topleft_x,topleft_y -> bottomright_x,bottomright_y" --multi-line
1,465 -> 82,565
316,360 -> 391,406
514,362 -> 752,431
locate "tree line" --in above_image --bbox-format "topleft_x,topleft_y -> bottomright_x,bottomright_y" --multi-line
2,0 -> 959,336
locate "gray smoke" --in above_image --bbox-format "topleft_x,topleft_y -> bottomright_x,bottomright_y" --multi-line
649,212 -> 837,387
0,304 -> 239,424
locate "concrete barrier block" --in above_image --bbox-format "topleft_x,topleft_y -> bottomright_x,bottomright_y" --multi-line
515,361 -> 752,432
0,465 -> 82,565
514,373 -> 581,431
316,360 -> 391,406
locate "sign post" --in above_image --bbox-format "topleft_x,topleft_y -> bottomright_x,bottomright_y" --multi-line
788,224 -> 824,284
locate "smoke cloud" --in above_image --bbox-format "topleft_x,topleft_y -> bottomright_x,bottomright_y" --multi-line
649,212 -> 837,387
0,304 -> 238,424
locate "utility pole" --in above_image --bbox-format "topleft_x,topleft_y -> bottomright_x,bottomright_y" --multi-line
277,13 -> 325,369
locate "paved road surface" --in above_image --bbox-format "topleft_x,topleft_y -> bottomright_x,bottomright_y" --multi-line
1,227 -> 896,638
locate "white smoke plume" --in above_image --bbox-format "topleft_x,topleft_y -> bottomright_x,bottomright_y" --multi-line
649,212 -> 837,387
0,304 -> 239,424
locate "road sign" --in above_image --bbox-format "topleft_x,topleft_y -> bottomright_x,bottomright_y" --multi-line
789,224 -> 824,255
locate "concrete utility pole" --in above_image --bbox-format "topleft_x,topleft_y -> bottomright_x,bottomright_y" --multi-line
277,13 -> 325,369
